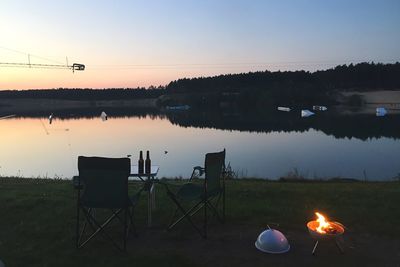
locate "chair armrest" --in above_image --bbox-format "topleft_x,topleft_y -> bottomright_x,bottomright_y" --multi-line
190,166 -> 205,181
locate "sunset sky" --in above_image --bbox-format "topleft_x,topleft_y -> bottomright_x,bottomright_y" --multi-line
1,0 -> 399,90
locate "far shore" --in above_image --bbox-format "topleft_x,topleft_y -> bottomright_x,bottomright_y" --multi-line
0,97 -> 158,114
1,175 -> 398,183
1,90 -> 400,115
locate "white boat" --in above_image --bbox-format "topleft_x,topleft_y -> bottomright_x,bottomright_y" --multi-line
376,107 -> 387,117
312,105 -> 327,111
277,107 -> 291,112
100,111 -> 108,121
301,109 -> 315,118
166,105 -> 190,110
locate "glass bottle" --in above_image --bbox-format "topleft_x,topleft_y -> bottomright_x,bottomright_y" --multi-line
145,150 -> 151,174
138,151 -> 144,174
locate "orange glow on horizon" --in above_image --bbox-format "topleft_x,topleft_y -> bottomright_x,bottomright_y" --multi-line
1,63 -> 288,90
0,68 -> 170,89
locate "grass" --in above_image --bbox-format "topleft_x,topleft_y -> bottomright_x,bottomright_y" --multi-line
0,177 -> 400,267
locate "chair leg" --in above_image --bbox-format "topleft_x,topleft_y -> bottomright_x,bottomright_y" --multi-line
206,198 -> 225,223
124,208 -> 127,251
128,208 -> 138,237
79,209 -> 105,248
167,196 -> 225,239
168,207 -> 179,228
78,208 -> 96,247
77,205 -> 136,252
168,201 -> 203,230
111,209 -> 124,224
167,194 -> 205,238
222,188 -> 226,223
209,194 -> 223,222
204,198 -> 207,239
79,208 -> 124,251
76,204 -> 80,248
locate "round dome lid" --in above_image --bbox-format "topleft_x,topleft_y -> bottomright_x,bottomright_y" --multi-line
255,228 -> 290,254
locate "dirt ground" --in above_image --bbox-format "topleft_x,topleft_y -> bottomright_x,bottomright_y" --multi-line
127,223 -> 400,267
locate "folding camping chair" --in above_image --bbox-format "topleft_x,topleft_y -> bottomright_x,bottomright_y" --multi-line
163,149 -> 226,238
75,156 -> 142,251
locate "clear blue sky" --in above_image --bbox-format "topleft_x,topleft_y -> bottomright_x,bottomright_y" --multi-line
1,0 -> 399,89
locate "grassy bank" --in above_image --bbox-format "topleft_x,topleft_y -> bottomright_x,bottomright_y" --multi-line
0,178 -> 399,266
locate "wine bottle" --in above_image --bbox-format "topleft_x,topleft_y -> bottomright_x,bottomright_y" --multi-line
145,150 -> 151,174
138,151 -> 144,174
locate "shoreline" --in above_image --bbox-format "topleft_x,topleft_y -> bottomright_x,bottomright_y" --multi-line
0,97 -> 158,114
1,90 -> 400,115
1,176 -> 398,183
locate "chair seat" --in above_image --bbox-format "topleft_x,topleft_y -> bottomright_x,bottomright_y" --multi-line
176,183 -> 221,201
176,183 -> 203,201
165,149 -> 226,239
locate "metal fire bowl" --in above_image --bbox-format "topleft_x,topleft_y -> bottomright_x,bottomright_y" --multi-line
307,221 -> 344,240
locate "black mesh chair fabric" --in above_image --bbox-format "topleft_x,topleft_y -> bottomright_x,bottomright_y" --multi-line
76,156 -> 139,251
164,149 -> 226,238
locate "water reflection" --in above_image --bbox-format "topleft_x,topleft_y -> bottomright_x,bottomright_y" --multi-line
1,108 -> 399,181
12,108 -> 400,140
166,109 -> 400,140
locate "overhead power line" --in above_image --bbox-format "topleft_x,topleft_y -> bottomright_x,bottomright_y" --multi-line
87,59 -> 399,70
0,45 -> 85,72
0,62 -> 85,72
0,45 -> 66,65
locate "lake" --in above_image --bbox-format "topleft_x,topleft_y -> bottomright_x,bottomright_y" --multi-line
1,109 -> 399,181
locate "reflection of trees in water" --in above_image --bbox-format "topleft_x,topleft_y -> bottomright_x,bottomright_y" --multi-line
14,109 -> 399,140
166,110 -> 400,141
16,107 -> 166,121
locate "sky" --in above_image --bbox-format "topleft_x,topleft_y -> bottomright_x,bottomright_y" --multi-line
1,0 -> 399,90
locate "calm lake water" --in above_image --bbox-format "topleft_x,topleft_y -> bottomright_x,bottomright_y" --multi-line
1,110 -> 399,181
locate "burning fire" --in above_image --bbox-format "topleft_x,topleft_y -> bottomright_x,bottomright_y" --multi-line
315,212 -> 331,234
307,211 -> 344,241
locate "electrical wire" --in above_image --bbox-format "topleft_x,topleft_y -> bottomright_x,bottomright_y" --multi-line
0,45 -> 66,65
87,59 -> 399,70
0,62 -> 70,69
1,45 -> 398,71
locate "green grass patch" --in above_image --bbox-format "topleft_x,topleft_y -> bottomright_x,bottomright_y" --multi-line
0,177 -> 399,266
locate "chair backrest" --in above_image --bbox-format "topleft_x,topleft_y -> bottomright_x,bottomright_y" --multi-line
204,149 -> 225,194
78,156 -> 131,208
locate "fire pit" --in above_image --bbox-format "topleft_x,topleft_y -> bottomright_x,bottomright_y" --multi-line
307,212 -> 345,255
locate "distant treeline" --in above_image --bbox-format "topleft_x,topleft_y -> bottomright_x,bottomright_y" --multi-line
0,87 -> 165,100
167,62 -> 400,93
165,62 -> 400,108
1,63 -> 399,106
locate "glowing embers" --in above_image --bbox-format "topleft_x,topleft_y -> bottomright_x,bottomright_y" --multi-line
306,212 -> 345,255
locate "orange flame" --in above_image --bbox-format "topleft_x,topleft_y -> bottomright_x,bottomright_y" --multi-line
315,212 -> 331,234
